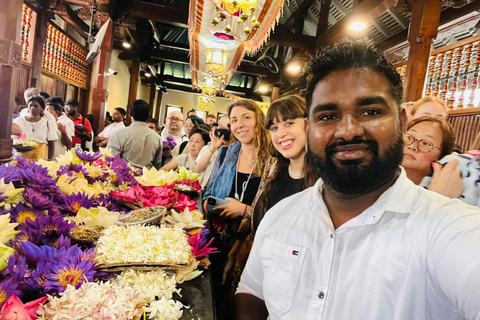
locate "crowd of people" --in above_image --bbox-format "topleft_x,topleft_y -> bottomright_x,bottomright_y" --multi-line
9,39 -> 480,319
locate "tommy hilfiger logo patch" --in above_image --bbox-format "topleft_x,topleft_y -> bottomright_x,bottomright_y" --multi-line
292,250 -> 299,256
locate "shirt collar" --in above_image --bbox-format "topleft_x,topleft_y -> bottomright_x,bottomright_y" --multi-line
310,167 -> 417,229
130,121 -> 146,126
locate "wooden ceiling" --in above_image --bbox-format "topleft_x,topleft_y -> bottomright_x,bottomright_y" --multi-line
31,0 -> 480,99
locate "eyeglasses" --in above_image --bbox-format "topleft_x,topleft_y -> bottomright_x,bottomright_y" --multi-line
404,134 -> 442,153
167,117 -> 183,122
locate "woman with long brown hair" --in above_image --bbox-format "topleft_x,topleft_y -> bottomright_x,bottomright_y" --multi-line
203,99 -> 269,318
223,95 -> 318,292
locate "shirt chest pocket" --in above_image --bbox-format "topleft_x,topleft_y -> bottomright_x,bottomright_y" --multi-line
260,238 -> 306,316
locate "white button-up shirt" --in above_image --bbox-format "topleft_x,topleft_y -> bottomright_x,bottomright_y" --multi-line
98,121 -> 126,138
237,168 -> 480,320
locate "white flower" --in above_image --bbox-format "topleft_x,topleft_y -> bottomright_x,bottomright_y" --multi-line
145,297 -> 184,320
164,208 -> 206,230
95,225 -> 192,265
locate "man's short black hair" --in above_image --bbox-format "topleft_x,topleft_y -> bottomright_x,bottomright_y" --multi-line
131,100 -> 150,122
65,98 -> 79,107
114,107 -> 126,116
206,113 -> 216,119
47,97 -> 64,106
187,109 -> 197,116
146,118 -> 157,124
40,92 -> 50,100
305,39 -> 403,115
48,102 -> 62,115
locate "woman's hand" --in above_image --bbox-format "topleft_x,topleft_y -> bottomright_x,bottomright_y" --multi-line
428,159 -> 465,198
215,197 -> 248,219
209,128 -> 224,152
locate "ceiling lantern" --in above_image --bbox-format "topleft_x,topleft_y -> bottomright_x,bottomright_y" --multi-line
198,94 -> 210,112
206,48 -> 228,75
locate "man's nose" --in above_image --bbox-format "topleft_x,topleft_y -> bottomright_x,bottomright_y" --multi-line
334,114 -> 364,141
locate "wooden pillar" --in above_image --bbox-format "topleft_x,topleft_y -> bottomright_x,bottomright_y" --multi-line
90,19 -> 113,134
149,83 -> 156,115
271,86 -> 280,101
155,91 -> 162,121
0,0 -> 23,159
403,0 -> 442,101
126,60 -> 140,124
30,10 -> 50,88
315,0 -> 332,53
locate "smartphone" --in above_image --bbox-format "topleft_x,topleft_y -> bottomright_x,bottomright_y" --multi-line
206,196 -> 230,215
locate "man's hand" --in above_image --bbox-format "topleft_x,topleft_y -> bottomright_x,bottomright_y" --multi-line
234,293 -> 268,320
57,122 -> 66,134
428,159 -> 465,198
163,148 -> 172,158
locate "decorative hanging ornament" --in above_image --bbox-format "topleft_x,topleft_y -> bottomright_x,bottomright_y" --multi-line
218,12 -> 227,21
206,48 -> 228,75
211,18 -> 219,26
224,25 -> 232,33
244,27 -> 251,35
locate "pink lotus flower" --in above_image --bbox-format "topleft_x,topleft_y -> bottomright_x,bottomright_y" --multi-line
0,294 -> 47,320
173,194 -> 197,211
178,179 -> 201,191
112,185 -> 178,209
188,232 -> 217,260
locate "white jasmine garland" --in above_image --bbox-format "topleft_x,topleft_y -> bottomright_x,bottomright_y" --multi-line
37,281 -> 148,320
95,225 -> 192,265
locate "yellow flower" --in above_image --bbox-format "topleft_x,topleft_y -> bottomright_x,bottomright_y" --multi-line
135,167 -> 177,186
0,178 -> 24,208
37,160 -> 61,178
0,214 -> 19,246
56,149 -> 82,165
99,147 -> 113,158
0,246 -> 15,271
75,207 -> 119,227
176,166 -> 200,182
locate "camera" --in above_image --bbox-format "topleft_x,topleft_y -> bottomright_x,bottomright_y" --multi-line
108,68 -> 118,76
207,198 -> 216,206
215,128 -> 231,141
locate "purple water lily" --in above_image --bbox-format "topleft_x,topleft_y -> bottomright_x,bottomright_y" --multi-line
56,163 -> 88,177
75,150 -> 102,161
22,188 -> 52,210
0,277 -> 19,308
61,191 -> 94,214
163,135 -> 177,150
105,156 -> 137,186
10,203 -> 45,225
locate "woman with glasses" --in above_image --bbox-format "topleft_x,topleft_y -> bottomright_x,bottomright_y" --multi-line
401,116 -> 464,198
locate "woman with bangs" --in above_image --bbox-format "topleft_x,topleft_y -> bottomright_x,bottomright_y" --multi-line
203,99 -> 269,318
222,95 -> 318,294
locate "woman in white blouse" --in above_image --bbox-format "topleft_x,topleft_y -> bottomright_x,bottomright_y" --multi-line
14,96 -> 57,160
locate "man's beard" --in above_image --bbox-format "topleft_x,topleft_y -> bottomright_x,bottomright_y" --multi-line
307,133 -> 404,195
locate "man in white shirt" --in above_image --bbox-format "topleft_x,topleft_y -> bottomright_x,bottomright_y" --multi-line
94,107 -> 126,147
235,40 -> 480,320
46,98 -> 74,158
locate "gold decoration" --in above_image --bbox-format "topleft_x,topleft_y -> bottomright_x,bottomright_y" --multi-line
215,4 -> 223,11
240,13 -> 248,22
244,27 -> 251,35
251,16 -> 257,23
219,12 -> 227,21
232,0 -> 238,7
237,17 -> 243,24
224,25 -> 232,33
211,18 -> 219,26
206,48 -> 228,75
252,21 -> 261,29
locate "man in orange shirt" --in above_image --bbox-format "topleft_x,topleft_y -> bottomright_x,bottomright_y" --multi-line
64,98 -> 92,150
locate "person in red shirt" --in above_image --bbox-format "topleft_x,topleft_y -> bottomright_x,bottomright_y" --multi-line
64,98 -> 92,149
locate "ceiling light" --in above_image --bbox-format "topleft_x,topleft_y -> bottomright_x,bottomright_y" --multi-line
145,72 -> 151,77
259,85 -> 268,93
288,65 -> 300,73
122,41 -> 131,49
349,21 -> 367,32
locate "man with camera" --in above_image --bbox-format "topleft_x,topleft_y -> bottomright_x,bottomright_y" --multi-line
194,117 -> 232,188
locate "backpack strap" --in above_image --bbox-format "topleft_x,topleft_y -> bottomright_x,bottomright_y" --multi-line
219,145 -> 228,166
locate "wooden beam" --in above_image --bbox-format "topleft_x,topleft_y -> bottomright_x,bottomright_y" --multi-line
403,0 -> 442,101
284,0 -> 317,30
377,0 -> 480,51
269,26 -> 316,51
30,10 -> 50,87
127,0 -> 188,28
53,3 -> 89,39
126,60 -> 140,124
316,0 -> 332,53
163,76 -> 252,94
149,83 -> 156,114
317,0 -> 398,47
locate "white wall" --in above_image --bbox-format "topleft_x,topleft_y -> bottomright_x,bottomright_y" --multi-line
105,50 -> 131,113
159,89 -> 234,125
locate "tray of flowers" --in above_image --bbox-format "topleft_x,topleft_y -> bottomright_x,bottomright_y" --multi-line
116,206 -> 167,226
13,134 -> 38,152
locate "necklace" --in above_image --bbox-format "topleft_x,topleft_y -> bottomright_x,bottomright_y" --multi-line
30,120 -> 38,132
288,164 -> 303,178
234,152 -> 256,202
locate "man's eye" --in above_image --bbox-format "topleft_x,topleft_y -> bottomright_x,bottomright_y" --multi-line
360,109 -> 381,116
317,114 -> 337,121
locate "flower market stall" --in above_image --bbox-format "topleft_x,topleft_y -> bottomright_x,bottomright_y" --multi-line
0,148 -> 216,320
